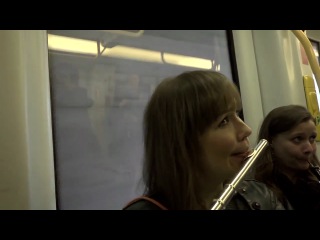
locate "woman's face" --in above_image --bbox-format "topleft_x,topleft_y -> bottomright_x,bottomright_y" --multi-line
199,108 -> 252,185
272,119 -> 317,174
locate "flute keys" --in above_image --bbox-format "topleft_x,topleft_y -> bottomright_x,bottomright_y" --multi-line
251,202 -> 261,210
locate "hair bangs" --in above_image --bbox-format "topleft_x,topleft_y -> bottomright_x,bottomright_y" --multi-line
195,76 -> 241,134
220,82 -> 242,113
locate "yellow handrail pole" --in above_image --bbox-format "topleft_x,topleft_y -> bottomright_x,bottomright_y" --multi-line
291,30 -> 320,87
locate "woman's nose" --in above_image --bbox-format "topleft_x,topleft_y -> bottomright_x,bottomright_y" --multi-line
303,141 -> 316,154
239,121 -> 252,141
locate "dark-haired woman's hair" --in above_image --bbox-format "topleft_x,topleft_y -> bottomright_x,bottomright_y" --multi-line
142,70 -> 241,209
254,104 -> 317,205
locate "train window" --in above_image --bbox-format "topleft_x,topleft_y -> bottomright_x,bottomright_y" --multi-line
47,30 -> 239,209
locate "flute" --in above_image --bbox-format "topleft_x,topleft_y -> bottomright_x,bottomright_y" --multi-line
308,161 -> 320,182
211,139 -> 269,210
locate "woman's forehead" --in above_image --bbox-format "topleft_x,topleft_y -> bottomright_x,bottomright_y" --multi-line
226,97 -> 241,110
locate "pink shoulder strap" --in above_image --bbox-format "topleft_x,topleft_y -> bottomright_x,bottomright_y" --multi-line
123,196 -> 168,210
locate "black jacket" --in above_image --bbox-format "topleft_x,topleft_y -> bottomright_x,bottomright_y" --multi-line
275,172 -> 320,210
123,179 -> 287,210
225,179 -> 287,210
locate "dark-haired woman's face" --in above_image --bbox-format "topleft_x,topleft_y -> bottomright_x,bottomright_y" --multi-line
199,108 -> 252,186
272,119 -> 317,174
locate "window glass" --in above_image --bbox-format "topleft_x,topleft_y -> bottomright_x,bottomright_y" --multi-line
48,30 -> 237,209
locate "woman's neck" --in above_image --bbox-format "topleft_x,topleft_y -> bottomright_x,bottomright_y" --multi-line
277,165 -> 305,184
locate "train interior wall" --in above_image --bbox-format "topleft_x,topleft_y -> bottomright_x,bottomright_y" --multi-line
0,30 -> 319,209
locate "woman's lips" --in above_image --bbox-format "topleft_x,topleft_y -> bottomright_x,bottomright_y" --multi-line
232,150 -> 251,158
231,150 -> 253,164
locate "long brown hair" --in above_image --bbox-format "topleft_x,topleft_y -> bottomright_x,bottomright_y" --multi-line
142,70 -> 241,209
255,104 -> 318,205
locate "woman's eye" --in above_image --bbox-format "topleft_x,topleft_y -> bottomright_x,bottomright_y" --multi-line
310,135 -> 317,142
292,135 -> 317,144
218,117 -> 229,127
292,137 -> 302,143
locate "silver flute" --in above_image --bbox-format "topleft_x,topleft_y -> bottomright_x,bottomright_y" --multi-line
211,139 -> 269,210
